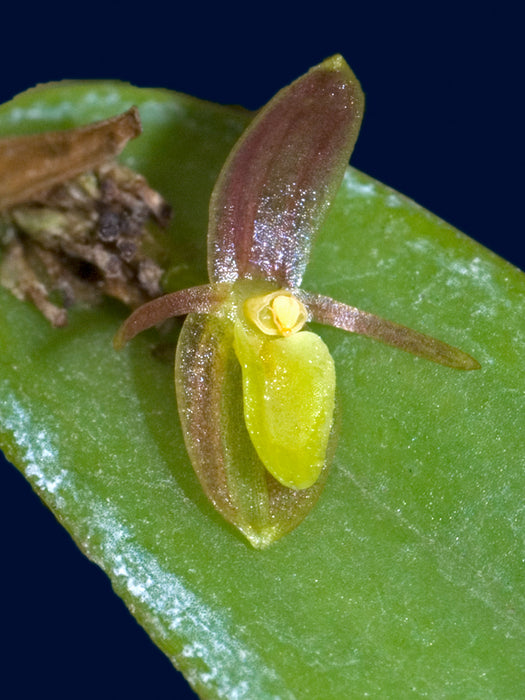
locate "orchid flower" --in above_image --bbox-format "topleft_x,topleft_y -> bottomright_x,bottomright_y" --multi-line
114,55 -> 479,548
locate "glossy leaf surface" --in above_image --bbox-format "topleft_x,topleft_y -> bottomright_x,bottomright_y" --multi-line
0,82 -> 524,698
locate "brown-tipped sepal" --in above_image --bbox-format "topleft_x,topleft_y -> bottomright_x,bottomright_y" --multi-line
208,55 -> 365,287
175,283 -> 335,548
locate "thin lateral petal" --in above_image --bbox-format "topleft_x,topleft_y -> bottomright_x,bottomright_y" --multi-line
0,108 -> 141,209
208,55 -> 365,287
304,293 -> 480,370
113,284 -> 219,349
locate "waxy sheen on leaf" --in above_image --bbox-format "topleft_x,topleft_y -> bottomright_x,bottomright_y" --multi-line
115,55 -> 479,548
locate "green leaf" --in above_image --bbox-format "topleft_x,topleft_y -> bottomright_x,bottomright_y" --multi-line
1,81 -> 524,698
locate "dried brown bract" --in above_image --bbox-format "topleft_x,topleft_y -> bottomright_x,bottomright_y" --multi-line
0,109 -> 171,326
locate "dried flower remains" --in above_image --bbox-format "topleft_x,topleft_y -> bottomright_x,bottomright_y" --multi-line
0,109 -> 171,326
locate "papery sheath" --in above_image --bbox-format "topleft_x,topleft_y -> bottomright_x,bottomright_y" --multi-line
0,109 -> 141,209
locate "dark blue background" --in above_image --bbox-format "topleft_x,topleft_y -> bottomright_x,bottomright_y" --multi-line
1,4 -> 522,698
